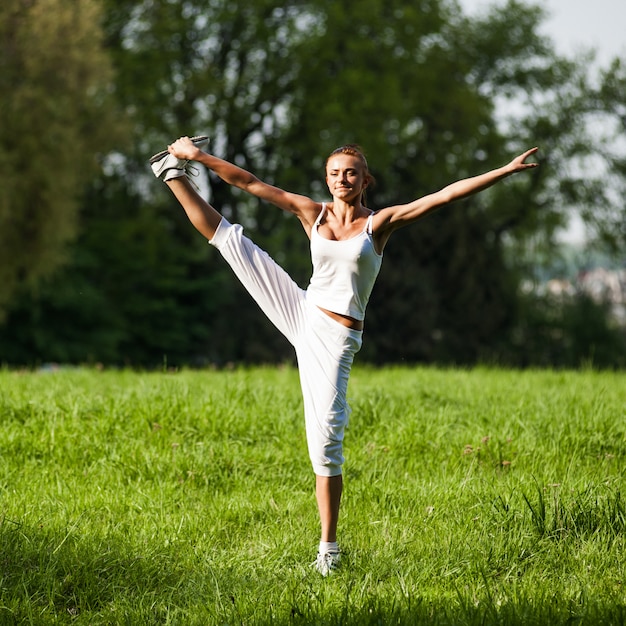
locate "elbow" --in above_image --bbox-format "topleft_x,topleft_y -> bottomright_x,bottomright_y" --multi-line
242,174 -> 261,192
433,189 -> 455,207
440,190 -> 455,205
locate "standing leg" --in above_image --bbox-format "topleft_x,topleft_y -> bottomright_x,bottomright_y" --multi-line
316,474 -> 343,542
314,473 -> 343,576
297,305 -> 363,575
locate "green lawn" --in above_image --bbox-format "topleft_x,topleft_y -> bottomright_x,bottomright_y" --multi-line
0,366 -> 624,625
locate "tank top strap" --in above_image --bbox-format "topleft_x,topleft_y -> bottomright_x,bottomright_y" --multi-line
365,211 -> 375,235
314,202 -> 327,228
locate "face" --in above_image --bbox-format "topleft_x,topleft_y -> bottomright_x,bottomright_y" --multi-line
325,154 -> 369,202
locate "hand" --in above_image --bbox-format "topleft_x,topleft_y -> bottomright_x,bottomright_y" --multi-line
507,147 -> 540,174
168,136 -> 203,161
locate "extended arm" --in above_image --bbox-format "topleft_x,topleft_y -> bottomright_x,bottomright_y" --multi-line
373,147 -> 539,247
167,137 -> 320,232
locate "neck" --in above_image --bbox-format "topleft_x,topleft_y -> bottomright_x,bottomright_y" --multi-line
329,198 -> 366,223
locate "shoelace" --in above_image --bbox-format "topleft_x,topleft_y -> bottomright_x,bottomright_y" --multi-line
181,162 -> 201,190
314,552 -> 340,575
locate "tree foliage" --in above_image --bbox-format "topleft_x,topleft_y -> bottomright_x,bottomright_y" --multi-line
0,0 -> 126,319
1,0 -> 625,366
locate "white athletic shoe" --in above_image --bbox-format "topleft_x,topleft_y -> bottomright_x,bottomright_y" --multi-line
313,551 -> 341,576
149,135 -> 209,181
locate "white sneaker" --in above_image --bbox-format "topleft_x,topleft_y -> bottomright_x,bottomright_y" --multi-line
149,135 -> 209,181
313,551 -> 341,576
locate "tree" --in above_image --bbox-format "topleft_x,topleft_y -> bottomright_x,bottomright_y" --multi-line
0,174 -> 223,366
0,0 -> 126,320
2,0 -> 625,366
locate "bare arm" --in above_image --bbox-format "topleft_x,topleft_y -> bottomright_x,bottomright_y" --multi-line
168,137 -> 320,233
373,147 -> 539,249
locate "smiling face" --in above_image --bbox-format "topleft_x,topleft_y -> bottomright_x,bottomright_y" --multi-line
325,154 -> 370,204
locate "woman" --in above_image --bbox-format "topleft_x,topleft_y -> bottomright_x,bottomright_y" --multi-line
150,137 -> 538,575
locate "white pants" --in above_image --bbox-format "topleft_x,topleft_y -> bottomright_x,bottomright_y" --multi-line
210,218 -> 362,476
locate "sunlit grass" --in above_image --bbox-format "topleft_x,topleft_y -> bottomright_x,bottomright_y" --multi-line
0,366 -> 624,624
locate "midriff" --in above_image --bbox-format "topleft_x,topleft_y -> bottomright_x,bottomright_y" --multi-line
317,306 -> 364,331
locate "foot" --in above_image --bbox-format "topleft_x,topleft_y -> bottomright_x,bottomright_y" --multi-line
149,135 -> 209,181
313,551 -> 341,576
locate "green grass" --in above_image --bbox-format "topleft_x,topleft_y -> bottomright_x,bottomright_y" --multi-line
0,366 -> 625,625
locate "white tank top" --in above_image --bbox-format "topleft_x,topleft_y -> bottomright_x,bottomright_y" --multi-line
307,203 -> 383,321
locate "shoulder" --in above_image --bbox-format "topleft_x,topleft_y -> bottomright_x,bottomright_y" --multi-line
295,200 -> 324,237
369,204 -> 419,253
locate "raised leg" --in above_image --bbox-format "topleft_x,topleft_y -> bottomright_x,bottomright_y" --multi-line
166,176 -> 222,241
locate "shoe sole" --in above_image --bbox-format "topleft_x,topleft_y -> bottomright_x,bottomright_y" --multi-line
149,135 -> 209,164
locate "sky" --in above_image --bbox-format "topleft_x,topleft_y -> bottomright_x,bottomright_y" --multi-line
460,0 -> 626,66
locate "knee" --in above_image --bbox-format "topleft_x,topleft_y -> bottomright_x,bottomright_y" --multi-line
309,438 -> 344,476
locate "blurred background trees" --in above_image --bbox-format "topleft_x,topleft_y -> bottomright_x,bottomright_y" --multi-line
0,0 -> 126,319
1,0 -> 625,367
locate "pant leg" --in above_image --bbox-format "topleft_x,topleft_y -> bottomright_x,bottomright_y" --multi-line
295,301 -> 362,477
209,218 -> 306,345
210,218 -> 362,477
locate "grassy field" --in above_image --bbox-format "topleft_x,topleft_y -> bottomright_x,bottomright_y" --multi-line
0,365 -> 625,625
